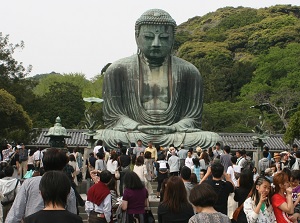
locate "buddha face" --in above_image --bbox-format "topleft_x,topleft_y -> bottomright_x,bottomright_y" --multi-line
136,24 -> 174,61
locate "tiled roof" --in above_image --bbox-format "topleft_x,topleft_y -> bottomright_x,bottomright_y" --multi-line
30,129 -> 299,150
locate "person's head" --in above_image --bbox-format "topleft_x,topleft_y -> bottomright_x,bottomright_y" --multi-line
147,141 -> 152,148
231,156 -> 237,165
236,150 -> 242,158
121,147 -> 127,155
42,148 -> 68,172
282,168 -> 292,181
96,152 -> 104,160
135,9 -> 176,62
124,171 -> 144,190
155,144 -> 161,152
163,176 -> 188,212
140,152 -> 144,157
251,176 -> 272,207
144,151 -> 151,159
137,139 -> 142,147
68,154 -> 75,162
21,143 -> 25,149
200,151 -> 210,164
4,166 -> 14,177
223,145 -> 230,154
296,151 -> 300,159
280,151 -> 289,161
187,151 -> 192,158
273,172 -> 290,193
290,170 -> 300,188
117,142 -> 122,148
190,173 -> 198,184
200,169 -> 207,180
189,184 -> 217,208
158,153 -> 166,161
99,170 -> 112,184
239,168 -> 254,189
253,167 -> 257,174
110,153 -> 118,161
192,158 -> 200,168
107,177 -> 117,194
273,152 -> 281,162
215,142 -> 221,150
262,151 -> 269,158
263,146 -> 270,152
241,149 -> 246,157
96,140 -> 103,146
180,166 -> 191,181
89,152 -> 94,157
39,171 -> 70,208
136,156 -> 144,166
211,162 -> 224,179
293,144 -> 299,152
264,168 -> 273,177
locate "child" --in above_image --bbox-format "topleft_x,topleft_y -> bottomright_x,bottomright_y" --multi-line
244,176 -> 276,223
291,170 -> 300,218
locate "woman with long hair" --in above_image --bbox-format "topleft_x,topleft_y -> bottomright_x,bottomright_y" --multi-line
158,176 -> 194,223
189,184 -> 230,223
121,171 -> 148,223
234,169 -> 254,223
133,156 -> 153,194
272,172 -> 300,223
107,153 -> 119,177
199,151 -> 210,169
244,176 -> 276,223
191,158 -> 200,183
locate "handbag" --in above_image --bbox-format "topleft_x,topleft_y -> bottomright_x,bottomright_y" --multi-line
232,190 -> 252,221
115,170 -> 120,179
144,209 -> 155,223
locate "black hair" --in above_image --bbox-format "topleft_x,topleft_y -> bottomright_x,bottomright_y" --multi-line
262,151 -> 269,158
293,144 -> 299,148
264,146 -> 270,152
68,154 -> 76,162
231,156 -> 237,164
4,166 -> 14,177
124,171 -> 144,189
117,142 -> 123,148
192,158 -> 200,168
216,142 -> 221,146
239,169 -> 254,189
158,153 -> 166,161
211,162 -> 224,178
144,151 -> 151,159
100,170 -> 112,184
39,171 -> 70,208
180,166 -> 191,180
251,176 -> 271,208
96,140 -> 103,146
224,145 -> 230,154
96,152 -> 104,159
136,156 -> 144,166
189,184 -> 217,207
42,148 -> 69,172
121,147 -> 127,155
291,170 -> 300,181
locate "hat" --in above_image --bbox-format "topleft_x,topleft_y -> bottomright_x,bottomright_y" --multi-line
16,145 -> 21,149
280,151 -> 289,157
273,153 -> 280,159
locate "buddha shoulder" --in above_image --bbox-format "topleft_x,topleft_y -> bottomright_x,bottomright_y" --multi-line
106,55 -> 137,73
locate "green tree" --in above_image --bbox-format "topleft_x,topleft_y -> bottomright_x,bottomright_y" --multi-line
0,89 -> 32,143
36,82 -> 85,128
284,110 -> 300,144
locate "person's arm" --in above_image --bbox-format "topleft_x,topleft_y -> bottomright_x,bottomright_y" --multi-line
85,200 -> 94,215
199,166 -> 211,184
278,187 -> 294,214
5,180 -> 27,223
103,194 -> 112,223
244,198 -> 259,223
121,200 -> 128,211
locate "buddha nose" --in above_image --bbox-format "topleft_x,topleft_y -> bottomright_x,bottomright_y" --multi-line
152,35 -> 161,47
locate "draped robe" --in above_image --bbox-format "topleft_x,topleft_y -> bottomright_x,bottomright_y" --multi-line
96,54 -> 220,148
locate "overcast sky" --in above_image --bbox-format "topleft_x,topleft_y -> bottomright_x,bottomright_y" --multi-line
2,0 -> 299,79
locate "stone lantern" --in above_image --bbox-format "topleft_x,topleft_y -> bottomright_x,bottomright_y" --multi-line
44,116 -> 71,149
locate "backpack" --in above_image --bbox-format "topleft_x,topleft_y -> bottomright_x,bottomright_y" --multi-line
1,179 -> 19,206
241,158 -> 254,171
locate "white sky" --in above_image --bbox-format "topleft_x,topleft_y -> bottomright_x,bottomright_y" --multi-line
1,0 -> 299,79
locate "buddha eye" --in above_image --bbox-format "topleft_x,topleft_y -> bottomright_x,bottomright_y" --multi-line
160,34 -> 169,39
143,34 -> 154,40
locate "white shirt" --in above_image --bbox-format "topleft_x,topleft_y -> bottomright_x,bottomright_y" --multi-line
93,145 -> 103,155
85,194 -> 112,222
133,165 -> 147,182
185,157 -> 193,169
227,165 -> 241,187
33,150 -> 43,161
106,160 -> 118,174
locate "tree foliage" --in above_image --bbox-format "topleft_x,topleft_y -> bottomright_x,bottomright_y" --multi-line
0,89 -> 32,143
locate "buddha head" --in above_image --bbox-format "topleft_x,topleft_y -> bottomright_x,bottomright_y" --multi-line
135,9 -> 177,64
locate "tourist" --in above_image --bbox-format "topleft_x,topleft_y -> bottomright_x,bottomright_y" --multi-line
244,176 -> 276,223
185,151 -> 193,169
290,170 -> 300,215
199,150 -> 210,170
253,167 -> 259,182
68,154 -> 80,186
107,153 -> 119,178
107,178 -> 119,223
144,151 -> 154,182
18,143 -> 28,178
119,147 -> 131,196
85,170 -> 112,223
203,162 -> 234,215
168,148 -> 180,176
191,158 -> 200,183
234,169 -> 254,223
95,152 -> 107,173
155,153 -> 169,199
220,145 -> 232,172
180,166 -> 194,200
189,184 -> 231,223
178,144 -> 188,170
93,140 -> 104,157
213,142 -> 223,159
27,148 -> 35,171
121,171 -> 148,223
24,171 -> 82,223
227,156 -> 241,187
133,156 -> 152,194
6,148 -> 77,222
272,172 -> 300,222
133,139 -> 145,158
158,176 -> 194,223
258,151 -> 271,175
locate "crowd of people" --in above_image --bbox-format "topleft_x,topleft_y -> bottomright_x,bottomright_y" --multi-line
1,140 -> 300,223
